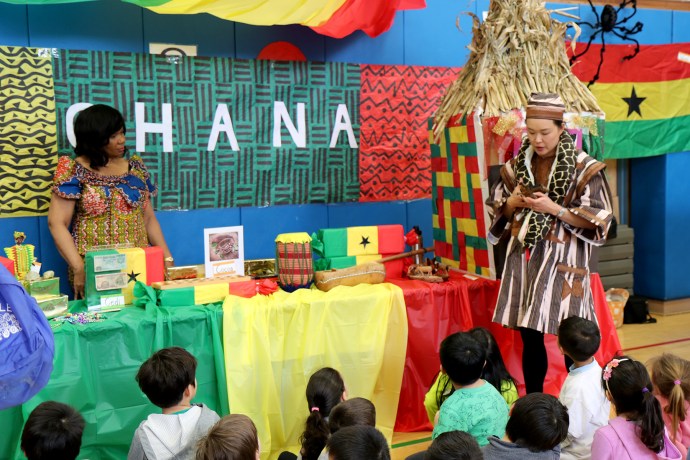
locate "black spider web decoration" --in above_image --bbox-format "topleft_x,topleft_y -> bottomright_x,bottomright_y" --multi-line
569,0 -> 644,87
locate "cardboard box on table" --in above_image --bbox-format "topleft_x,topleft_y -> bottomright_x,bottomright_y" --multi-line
314,225 -> 405,278
84,247 -> 165,309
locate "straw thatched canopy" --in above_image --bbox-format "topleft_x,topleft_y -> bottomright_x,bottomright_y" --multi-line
433,0 -> 601,139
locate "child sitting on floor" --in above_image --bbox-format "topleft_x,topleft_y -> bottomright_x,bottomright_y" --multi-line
21,401 -> 85,460
591,356 -> 682,459
483,393 -> 569,460
328,397 -> 376,434
557,316 -> 611,459
432,332 -> 508,446
128,346 -> 220,460
327,425 -> 390,460
649,353 -> 690,459
425,430 -> 483,460
277,367 -> 348,460
195,413 -> 260,460
424,327 -> 517,425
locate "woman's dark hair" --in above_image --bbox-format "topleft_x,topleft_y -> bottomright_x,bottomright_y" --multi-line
299,367 -> 345,460
603,356 -> 665,453
554,120 -> 564,128
74,104 -> 126,169
327,425 -> 390,460
424,430 -> 483,460
328,397 -> 376,434
439,332 -> 486,386
506,393 -> 569,452
195,414 -> 259,460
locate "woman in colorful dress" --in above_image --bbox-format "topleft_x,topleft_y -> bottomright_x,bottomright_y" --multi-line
48,104 -> 173,299
487,93 -> 613,393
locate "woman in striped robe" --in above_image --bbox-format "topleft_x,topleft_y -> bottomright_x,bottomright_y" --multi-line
487,93 -> 613,393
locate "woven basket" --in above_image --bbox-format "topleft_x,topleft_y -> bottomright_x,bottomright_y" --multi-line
606,288 -> 629,329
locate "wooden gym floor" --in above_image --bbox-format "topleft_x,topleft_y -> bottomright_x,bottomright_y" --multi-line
390,312 -> 690,459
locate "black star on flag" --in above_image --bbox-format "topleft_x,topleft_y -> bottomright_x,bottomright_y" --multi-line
623,86 -> 646,117
128,270 -> 141,283
360,235 -> 371,249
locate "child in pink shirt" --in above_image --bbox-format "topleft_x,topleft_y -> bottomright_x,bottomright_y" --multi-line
591,356 -> 681,460
650,353 -> 690,460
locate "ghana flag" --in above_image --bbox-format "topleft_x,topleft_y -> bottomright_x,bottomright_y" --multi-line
3,0 -> 425,38
571,42 -> 690,159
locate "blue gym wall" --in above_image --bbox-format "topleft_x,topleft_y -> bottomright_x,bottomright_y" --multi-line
1,0 -> 688,300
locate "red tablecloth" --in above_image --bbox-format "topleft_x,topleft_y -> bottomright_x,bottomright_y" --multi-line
389,271 -> 622,432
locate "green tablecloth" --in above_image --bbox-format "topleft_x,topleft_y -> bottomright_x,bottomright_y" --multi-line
0,302 -> 229,460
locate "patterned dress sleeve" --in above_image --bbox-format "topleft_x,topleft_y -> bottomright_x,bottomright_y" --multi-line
52,156 -> 82,199
564,164 -> 613,246
129,155 -> 157,197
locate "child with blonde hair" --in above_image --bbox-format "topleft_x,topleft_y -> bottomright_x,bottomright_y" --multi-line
650,353 -> 690,459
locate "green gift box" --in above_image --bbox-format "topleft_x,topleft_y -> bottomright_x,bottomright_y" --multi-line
23,277 -> 60,297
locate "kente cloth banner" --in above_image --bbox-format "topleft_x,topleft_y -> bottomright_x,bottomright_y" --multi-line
359,65 -> 460,201
222,283 -> 408,460
0,47 -> 57,216
430,114 -> 495,279
52,49 -> 361,209
2,0 -> 425,38
570,42 -> 690,159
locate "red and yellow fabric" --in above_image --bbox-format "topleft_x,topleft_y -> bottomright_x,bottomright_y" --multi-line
571,42 -> 690,159
84,246 -> 164,307
6,0 -> 424,38
222,283 -> 407,459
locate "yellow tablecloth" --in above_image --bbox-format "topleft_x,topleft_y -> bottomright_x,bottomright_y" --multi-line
222,283 -> 408,460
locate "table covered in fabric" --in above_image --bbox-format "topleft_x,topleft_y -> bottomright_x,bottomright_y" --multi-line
0,283 -> 408,460
0,303 -> 229,460
389,272 -> 621,432
0,272 -> 618,458
222,283 -> 408,459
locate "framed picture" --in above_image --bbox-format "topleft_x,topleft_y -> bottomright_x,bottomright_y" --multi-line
203,226 -> 244,278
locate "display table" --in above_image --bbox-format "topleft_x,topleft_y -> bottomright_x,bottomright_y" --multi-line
389,271 -> 621,431
0,273 -> 619,459
0,283 -> 408,460
0,303 -> 229,460
222,284 -> 408,459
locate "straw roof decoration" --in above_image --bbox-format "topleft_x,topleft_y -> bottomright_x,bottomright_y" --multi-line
432,0 -> 602,140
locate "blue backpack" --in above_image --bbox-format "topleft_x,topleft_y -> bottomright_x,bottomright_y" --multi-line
0,266 -> 55,410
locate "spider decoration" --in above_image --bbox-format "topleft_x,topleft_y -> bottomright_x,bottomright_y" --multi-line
569,0 -> 644,86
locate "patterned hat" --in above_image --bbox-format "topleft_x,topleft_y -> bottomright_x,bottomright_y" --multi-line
525,92 -> 565,121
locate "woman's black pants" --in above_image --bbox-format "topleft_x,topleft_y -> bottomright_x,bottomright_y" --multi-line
520,327 -> 573,393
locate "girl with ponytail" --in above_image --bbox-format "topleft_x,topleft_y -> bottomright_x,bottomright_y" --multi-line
591,356 -> 681,459
650,354 -> 690,459
298,367 -> 347,460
